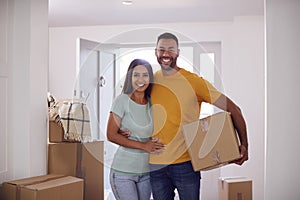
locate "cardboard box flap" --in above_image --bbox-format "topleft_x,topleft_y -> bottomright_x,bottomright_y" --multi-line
1,174 -> 66,200
220,177 -> 252,183
20,176 -> 84,200
4,174 -> 64,186
24,176 -> 83,190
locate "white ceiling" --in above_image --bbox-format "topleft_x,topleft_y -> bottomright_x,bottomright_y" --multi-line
48,0 -> 264,27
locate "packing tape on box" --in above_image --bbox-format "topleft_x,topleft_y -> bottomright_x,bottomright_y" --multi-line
15,175 -> 67,200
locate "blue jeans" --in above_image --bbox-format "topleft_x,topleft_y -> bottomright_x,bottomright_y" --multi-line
110,171 -> 151,200
150,161 -> 201,200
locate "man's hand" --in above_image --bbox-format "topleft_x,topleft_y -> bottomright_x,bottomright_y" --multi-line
231,144 -> 248,165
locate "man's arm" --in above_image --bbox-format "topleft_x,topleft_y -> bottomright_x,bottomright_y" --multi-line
213,94 -> 249,165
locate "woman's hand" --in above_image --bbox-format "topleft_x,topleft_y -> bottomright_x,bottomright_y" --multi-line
143,138 -> 165,154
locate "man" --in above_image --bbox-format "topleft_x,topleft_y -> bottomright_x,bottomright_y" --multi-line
149,32 -> 249,200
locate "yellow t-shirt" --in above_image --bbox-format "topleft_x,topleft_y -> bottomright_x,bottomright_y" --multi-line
150,68 -> 222,164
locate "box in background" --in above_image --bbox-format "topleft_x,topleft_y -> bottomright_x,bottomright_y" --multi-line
182,112 -> 241,171
48,141 -> 104,200
49,120 -> 79,143
1,174 -> 79,200
49,120 -> 64,143
21,176 -> 83,200
218,177 -> 252,200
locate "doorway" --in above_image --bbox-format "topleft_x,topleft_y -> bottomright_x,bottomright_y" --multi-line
77,38 -> 222,198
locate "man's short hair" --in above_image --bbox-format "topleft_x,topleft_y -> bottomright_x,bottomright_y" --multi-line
157,32 -> 179,46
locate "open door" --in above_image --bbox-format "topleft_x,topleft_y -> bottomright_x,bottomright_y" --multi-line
76,38 -> 118,140
76,38 -> 119,195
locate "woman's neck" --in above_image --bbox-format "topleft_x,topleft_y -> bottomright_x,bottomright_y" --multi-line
130,92 -> 147,105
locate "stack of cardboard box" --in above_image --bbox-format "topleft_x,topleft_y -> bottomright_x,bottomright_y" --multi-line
1,120 -> 104,200
48,120 -> 104,200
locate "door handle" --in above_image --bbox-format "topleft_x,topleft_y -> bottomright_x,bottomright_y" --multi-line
98,76 -> 106,87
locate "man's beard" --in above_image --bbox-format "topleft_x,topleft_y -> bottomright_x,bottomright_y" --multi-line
157,56 -> 177,71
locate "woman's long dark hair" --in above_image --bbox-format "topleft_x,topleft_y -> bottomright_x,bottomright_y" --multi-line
122,59 -> 154,99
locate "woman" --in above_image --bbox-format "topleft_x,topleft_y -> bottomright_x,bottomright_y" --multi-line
107,59 -> 164,200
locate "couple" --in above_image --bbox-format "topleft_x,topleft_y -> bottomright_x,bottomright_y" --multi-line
106,32 -> 249,200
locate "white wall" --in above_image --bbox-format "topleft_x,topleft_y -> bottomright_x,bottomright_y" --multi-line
28,0 -> 49,176
0,0 -> 48,183
49,16 -> 265,199
220,16 -> 265,199
265,0 -> 300,199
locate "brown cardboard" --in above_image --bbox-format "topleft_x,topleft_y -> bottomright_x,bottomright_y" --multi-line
20,176 -> 83,200
182,112 -> 241,171
48,141 -> 104,200
49,120 -> 65,143
218,177 -> 252,200
1,174 -> 65,200
49,121 -> 79,143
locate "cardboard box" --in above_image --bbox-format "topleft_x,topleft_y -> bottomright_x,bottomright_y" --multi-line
218,177 -> 252,200
49,121 -> 79,143
20,176 -> 83,200
182,112 -> 241,171
49,120 -> 65,143
48,141 -> 104,200
1,174 -> 83,200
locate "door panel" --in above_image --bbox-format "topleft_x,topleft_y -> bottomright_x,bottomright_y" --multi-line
77,38 -> 118,193
0,0 -> 9,183
77,38 -> 100,140
98,51 -> 115,140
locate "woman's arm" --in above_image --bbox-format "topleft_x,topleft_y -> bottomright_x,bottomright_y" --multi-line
106,112 -> 164,153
